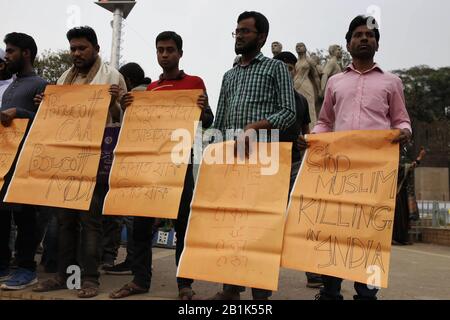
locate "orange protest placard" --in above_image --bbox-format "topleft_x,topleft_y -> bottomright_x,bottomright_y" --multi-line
5,85 -> 111,210
178,141 -> 292,291
103,90 -> 202,218
0,119 -> 29,191
281,130 -> 399,288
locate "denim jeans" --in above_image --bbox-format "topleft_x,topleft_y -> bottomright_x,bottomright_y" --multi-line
174,163 -> 195,290
102,216 -> 134,265
56,183 -> 107,285
0,205 -> 38,272
101,216 -> 122,265
131,216 -> 154,290
41,213 -> 59,272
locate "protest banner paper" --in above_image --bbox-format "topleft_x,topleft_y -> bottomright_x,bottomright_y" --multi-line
282,130 -> 399,288
5,85 -> 111,210
178,141 -> 292,291
103,90 -> 202,218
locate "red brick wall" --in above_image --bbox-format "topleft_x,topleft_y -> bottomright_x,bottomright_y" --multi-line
421,228 -> 450,246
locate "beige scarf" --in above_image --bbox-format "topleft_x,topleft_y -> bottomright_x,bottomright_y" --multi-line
63,56 -> 102,85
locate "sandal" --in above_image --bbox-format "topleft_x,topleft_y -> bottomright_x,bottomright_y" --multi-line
109,282 -> 148,299
32,277 -> 66,292
178,287 -> 196,300
77,281 -> 99,299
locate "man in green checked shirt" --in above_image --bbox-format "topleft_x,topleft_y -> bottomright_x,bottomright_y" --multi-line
210,11 -> 296,300
214,11 -> 296,157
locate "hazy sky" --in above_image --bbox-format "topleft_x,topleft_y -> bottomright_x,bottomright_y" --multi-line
2,0 -> 450,110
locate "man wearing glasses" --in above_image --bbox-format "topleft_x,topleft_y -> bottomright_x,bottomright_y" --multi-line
211,11 -> 296,300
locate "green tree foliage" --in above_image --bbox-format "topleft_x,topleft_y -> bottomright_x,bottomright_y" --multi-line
34,50 -> 73,84
393,66 -> 450,123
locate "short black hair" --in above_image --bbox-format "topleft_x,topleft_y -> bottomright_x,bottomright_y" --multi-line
345,15 -> 380,44
4,32 -> 38,63
155,31 -> 183,51
142,77 -> 152,85
238,11 -> 270,35
119,62 -> 145,85
66,26 -> 99,47
273,52 -> 297,65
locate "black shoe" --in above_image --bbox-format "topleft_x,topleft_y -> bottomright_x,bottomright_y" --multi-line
103,261 -> 132,275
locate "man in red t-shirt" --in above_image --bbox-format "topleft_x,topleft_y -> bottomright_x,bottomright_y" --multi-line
110,31 -> 213,300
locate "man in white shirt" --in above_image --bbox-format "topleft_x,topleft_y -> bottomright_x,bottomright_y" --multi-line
0,48 -> 13,106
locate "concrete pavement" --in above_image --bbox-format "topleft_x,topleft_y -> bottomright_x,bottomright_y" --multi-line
1,243 -> 449,300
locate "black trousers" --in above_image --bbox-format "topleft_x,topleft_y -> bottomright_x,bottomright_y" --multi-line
174,164 -> 195,290
320,275 -> 379,300
0,205 -> 38,272
132,163 -> 195,290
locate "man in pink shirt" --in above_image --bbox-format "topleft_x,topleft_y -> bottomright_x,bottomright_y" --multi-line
299,15 -> 412,300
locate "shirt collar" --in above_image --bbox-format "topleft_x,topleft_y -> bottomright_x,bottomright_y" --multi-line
236,52 -> 265,68
345,63 -> 384,74
16,71 -> 37,78
158,70 -> 186,83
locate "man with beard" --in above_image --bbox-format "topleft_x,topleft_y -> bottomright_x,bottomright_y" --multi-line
32,26 -> 126,299
299,15 -> 411,300
211,11 -> 296,300
0,33 -> 47,290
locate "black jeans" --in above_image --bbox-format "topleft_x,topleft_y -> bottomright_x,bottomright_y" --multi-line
132,163 -> 195,291
41,212 -> 59,272
320,275 -> 378,300
131,216 -> 154,290
0,205 -> 38,272
174,163 -> 195,290
56,183 -> 107,286
101,216 -> 122,265
102,216 -> 134,265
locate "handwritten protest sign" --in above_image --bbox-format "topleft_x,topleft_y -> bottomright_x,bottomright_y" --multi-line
103,90 -> 202,218
281,130 -> 399,288
178,141 -> 292,291
0,119 -> 29,191
5,85 -> 111,210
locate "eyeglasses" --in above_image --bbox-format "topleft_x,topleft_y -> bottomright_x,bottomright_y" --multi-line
232,28 -> 259,38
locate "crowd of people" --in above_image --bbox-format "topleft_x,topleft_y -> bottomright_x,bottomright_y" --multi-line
0,11 -> 414,300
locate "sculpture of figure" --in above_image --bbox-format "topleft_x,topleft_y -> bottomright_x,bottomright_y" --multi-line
294,42 -> 321,125
271,41 -> 283,57
310,52 -> 325,118
320,45 -> 343,94
310,53 -> 323,77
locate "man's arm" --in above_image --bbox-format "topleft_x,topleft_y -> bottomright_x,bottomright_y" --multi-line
195,78 -> 214,129
213,75 -> 228,134
15,80 -> 47,120
107,75 -> 127,123
264,62 -> 296,130
390,77 -> 412,143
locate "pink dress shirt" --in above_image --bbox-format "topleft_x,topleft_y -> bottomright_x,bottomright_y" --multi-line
313,63 -> 412,133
